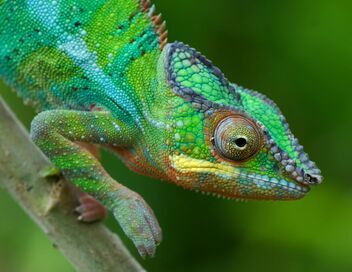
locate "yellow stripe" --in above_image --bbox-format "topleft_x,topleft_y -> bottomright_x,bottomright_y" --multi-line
170,154 -> 239,177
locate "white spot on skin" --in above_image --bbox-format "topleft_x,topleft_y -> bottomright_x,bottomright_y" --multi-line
174,133 -> 181,141
176,121 -> 183,127
113,122 -> 121,132
142,108 -> 166,129
280,180 -> 288,186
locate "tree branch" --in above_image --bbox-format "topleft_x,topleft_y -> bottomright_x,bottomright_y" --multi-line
0,96 -> 145,272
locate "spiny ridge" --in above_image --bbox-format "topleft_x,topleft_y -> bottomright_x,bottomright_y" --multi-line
140,0 -> 168,49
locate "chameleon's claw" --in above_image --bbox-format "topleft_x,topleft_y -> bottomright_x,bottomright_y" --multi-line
76,193 -> 107,223
107,188 -> 162,258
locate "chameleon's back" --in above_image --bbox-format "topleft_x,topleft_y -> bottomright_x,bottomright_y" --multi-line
0,0 -> 165,113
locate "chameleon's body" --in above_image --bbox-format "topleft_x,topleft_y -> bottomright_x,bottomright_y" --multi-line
0,0 -> 322,257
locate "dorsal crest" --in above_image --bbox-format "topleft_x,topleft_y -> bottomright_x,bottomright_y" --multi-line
140,0 -> 168,49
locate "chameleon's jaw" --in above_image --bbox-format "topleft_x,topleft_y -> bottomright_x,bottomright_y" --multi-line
236,171 -> 310,200
169,154 -> 310,200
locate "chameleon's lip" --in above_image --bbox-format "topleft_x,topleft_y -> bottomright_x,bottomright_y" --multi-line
239,172 -> 310,194
194,174 -> 309,200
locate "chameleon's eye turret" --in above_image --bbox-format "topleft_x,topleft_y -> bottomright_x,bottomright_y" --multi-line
213,116 -> 262,161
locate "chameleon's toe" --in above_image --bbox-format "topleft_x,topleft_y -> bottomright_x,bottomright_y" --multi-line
76,193 -> 107,223
107,188 -> 162,258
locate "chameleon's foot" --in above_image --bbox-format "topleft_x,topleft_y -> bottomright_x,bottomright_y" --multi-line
76,193 -> 107,223
107,188 -> 162,258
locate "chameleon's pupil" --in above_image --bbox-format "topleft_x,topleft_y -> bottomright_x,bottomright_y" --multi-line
235,137 -> 247,148
214,115 -> 262,161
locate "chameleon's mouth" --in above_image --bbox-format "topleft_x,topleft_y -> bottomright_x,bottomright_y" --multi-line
239,172 -> 310,195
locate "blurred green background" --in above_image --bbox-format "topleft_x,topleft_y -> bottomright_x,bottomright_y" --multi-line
1,0 -> 351,271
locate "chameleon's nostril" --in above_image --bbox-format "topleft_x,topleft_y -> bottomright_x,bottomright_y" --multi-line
304,173 -> 323,185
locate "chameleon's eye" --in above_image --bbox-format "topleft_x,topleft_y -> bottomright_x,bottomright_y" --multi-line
214,116 -> 262,161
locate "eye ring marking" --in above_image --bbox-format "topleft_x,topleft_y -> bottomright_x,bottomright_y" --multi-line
213,115 -> 262,161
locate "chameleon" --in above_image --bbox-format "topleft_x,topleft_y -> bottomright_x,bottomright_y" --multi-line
0,0 -> 322,258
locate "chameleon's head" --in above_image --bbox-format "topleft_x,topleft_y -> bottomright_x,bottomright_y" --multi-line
163,42 -> 322,200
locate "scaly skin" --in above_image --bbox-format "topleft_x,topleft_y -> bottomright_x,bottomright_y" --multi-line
0,0 -> 322,257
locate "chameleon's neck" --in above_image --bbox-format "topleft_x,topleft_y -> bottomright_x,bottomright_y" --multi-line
113,45 -> 174,179
123,48 -> 164,116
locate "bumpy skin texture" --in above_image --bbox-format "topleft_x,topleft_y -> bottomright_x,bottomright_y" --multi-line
0,0 -> 322,257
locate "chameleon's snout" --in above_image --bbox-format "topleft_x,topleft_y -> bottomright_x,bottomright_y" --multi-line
265,126 -> 323,188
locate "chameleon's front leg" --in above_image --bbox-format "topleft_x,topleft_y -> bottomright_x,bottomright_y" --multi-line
75,143 -> 107,223
30,110 -> 162,257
